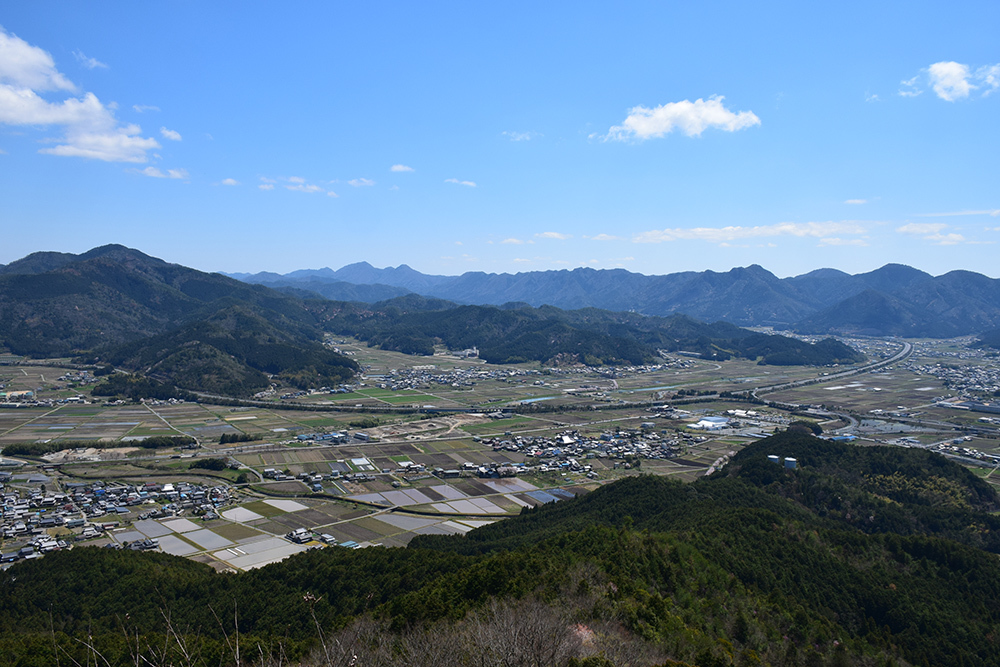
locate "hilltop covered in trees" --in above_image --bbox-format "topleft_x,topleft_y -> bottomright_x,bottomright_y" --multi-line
2,433 -> 999,666
322,298 -> 864,367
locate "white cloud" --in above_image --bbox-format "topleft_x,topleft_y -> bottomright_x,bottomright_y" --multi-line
502,130 -> 540,141
844,199 -> 867,205
897,222 -> 966,245
259,177 -> 276,183
0,27 -> 159,162
286,184 -> 323,193
0,27 -> 75,91
865,92 -> 880,103
160,127 -> 182,141
900,61 -> 1000,101
258,183 -> 274,191
132,104 -> 159,113
445,178 -> 476,187
917,209 -> 1000,218
72,50 -> 107,70
390,164 -> 413,172
536,231 -> 571,240
348,177 -> 374,187
513,258 -> 531,263
928,61 -> 974,101
587,233 -> 624,241
605,95 -> 760,141
221,178 -> 239,186
897,222 -> 947,235
634,221 -> 867,244
327,191 -> 339,198
137,166 -> 187,179
819,237 -> 869,247
501,238 -> 526,245
286,176 -> 305,183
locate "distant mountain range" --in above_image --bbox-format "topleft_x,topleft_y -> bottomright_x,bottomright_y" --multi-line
229,262 -> 1000,337
0,247 -> 862,385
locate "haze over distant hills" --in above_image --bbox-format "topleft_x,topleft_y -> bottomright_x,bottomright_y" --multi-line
229,261 -> 1000,337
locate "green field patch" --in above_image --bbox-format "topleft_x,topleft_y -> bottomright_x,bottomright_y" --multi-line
379,394 -> 434,405
211,523 -> 265,541
241,500 -> 287,517
357,388 -> 398,397
351,516 -> 398,536
327,392 -> 367,401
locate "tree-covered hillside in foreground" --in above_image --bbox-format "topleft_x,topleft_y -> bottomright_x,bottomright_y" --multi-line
3,433 -> 1000,666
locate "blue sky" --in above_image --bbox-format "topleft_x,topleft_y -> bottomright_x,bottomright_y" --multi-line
1,2 -> 998,278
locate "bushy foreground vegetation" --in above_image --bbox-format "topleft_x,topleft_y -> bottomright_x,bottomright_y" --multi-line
2,433 -> 998,666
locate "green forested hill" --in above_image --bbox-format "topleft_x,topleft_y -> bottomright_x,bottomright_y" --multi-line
322,299 -> 865,366
3,434 -> 1000,666
84,306 -> 358,396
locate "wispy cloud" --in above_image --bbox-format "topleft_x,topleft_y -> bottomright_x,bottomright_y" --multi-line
348,177 -> 374,187
258,183 -> 274,191
0,27 -> 159,162
501,238 -> 527,245
898,75 -> 922,98
390,164 -> 413,172
286,183 -> 323,193
634,221 -> 867,244
502,130 -> 541,141
586,233 -> 625,241
132,104 -> 159,113
136,166 -> 188,179
896,222 -> 965,245
160,127 -> 181,141
917,209 -> 1000,218
445,178 -> 476,187
72,50 -> 107,70
897,222 -> 947,235
844,199 -> 867,205
819,237 -> 868,247
536,232 -> 571,240
603,95 -> 760,141
221,178 -> 239,186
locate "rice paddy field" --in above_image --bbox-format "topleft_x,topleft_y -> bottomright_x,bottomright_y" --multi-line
5,334 -> 1000,571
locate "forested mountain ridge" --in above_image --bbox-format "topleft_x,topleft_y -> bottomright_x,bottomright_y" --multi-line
0,245 -> 359,394
81,306 -> 359,396
3,434 -> 1000,666
0,246 -> 863,374
319,297 -> 865,366
235,260 -> 1000,337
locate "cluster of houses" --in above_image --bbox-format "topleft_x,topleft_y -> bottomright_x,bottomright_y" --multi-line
480,426 -> 707,475
0,478 -> 235,566
908,344 -> 1000,398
